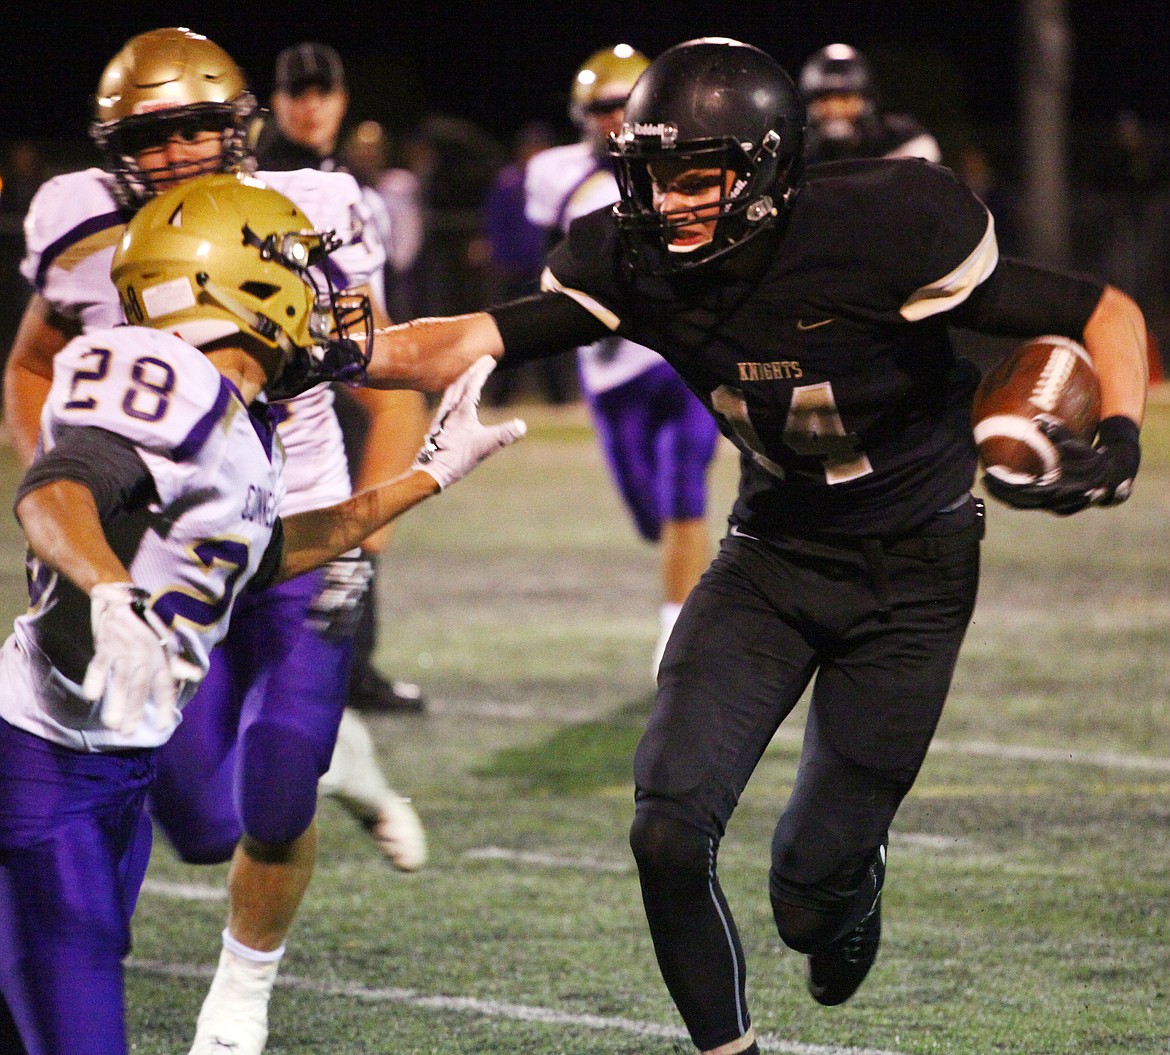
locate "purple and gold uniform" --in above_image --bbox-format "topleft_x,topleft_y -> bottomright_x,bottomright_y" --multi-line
0,326 -> 284,1055
20,165 -> 384,862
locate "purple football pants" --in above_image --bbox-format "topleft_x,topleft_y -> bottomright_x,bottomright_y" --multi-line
588,362 -> 719,543
0,716 -> 154,1055
149,568 -> 353,862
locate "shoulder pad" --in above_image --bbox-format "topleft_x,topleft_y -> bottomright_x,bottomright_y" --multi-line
45,328 -> 229,455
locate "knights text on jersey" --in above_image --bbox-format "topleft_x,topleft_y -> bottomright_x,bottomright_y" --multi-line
0,327 -> 285,752
545,158 -> 1000,538
19,165 -> 383,515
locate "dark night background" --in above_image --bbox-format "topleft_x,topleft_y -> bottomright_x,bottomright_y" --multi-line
0,3 -> 1166,154
0,1 -> 1168,370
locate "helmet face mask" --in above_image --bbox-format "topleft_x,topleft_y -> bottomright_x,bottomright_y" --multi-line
90,28 -> 258,211
609,38 -> 805,275
112,173 -> 371,398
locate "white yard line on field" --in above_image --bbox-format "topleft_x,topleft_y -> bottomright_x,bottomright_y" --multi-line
463,845 -> 634,872
129,958 -> 912,1055
139,879 -> 226,901
926,737 -> 1170,772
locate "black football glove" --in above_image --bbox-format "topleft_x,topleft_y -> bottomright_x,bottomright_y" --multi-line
982,415 -> 1140,516
307,555 -> 374,639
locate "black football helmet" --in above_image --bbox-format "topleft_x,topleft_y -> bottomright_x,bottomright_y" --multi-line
799,44 -> 875,102
609,37 -> 805,273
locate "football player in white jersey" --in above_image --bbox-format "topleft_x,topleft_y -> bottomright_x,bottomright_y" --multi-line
5,28 -> 420,1055
524,45 -> 720,677
0,172 -> 523,1055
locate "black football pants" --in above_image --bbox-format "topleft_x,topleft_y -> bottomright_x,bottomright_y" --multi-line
629,517 -> 980,1050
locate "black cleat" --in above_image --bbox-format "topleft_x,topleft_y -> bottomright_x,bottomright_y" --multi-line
806,844 -> 886,1006
348,671 -> 426,714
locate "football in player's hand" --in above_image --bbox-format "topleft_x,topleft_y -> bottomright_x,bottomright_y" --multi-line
972,335 -> 1101,484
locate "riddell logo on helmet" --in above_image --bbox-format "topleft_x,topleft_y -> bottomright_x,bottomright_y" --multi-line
633,122 -> 678,146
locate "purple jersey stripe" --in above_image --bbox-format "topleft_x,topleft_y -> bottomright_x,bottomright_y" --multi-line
35,210 -> 127,291
173,377 -> 234,463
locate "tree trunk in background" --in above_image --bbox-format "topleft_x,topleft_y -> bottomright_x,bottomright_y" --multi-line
1021,0 -> 1071,266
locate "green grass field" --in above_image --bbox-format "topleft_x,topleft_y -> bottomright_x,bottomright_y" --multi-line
4,397 -> 1168,1055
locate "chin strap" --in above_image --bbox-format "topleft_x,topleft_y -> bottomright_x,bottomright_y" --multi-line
195,273 -> 301,364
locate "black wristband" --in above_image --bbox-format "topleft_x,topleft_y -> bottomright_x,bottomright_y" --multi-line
1097,414 -> 1141,479
1097,415 -> 1140,448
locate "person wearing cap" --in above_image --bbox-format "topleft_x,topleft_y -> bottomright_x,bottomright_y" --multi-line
524,45 -> 720,678
254,41 -> 349,170
258,43 -> 434,719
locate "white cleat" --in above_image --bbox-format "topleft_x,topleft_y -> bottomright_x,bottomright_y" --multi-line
321,710 -> 427,869
369,794 -> 428,872
188,947 -> 278,1055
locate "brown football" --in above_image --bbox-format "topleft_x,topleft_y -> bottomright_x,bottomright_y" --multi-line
972,335 -> 1101,484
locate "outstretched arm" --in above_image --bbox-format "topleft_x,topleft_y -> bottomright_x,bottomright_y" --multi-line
1081,284 -> 1147,427
366,312 -> 505,392
364,290 -> 611,392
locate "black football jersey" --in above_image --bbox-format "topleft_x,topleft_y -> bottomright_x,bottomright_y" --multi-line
543,158 -> 1004,539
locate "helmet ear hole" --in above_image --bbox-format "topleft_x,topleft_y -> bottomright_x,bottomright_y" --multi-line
240,281 -> 281,300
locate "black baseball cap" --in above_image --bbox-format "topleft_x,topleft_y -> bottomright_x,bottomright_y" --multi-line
274,42 -> 346,94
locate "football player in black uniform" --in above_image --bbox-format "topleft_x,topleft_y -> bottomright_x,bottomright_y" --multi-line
362,38 -> 1147,1055
800,43 -> 941,165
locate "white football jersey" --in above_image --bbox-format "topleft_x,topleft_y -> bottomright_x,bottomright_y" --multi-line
21,166 -> 386,515
525,142 -> 663,395
0,327 -> 286,751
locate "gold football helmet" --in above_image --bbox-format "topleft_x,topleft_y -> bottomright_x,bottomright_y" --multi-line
90,27 -> 258,209
111,173 -> 371,397
569,44 -> 650,126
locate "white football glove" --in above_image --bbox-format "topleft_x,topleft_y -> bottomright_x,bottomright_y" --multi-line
82,582 -> 198,737
411,356 -> 526,490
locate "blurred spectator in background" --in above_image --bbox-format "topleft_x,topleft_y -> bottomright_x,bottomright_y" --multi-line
408,113 -> 506,317
342,119 -> 426,322
257,42 -> 432,716
800,43 -> 941,165
0,140 -> 46,378
1089,111 -> 1170,380
955,142 -> 1023,257
481,119 -> 579,405
255,42 -> 349,171
483,120 -> 555,302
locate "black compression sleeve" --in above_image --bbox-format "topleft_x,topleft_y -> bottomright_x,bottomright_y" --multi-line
15,426 -> 155,519
949,256 -> 1104,339
486,292 -> 611,365
247,517 -> 285,593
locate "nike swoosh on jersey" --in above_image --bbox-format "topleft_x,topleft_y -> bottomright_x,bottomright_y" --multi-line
797,317 -> 835,330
